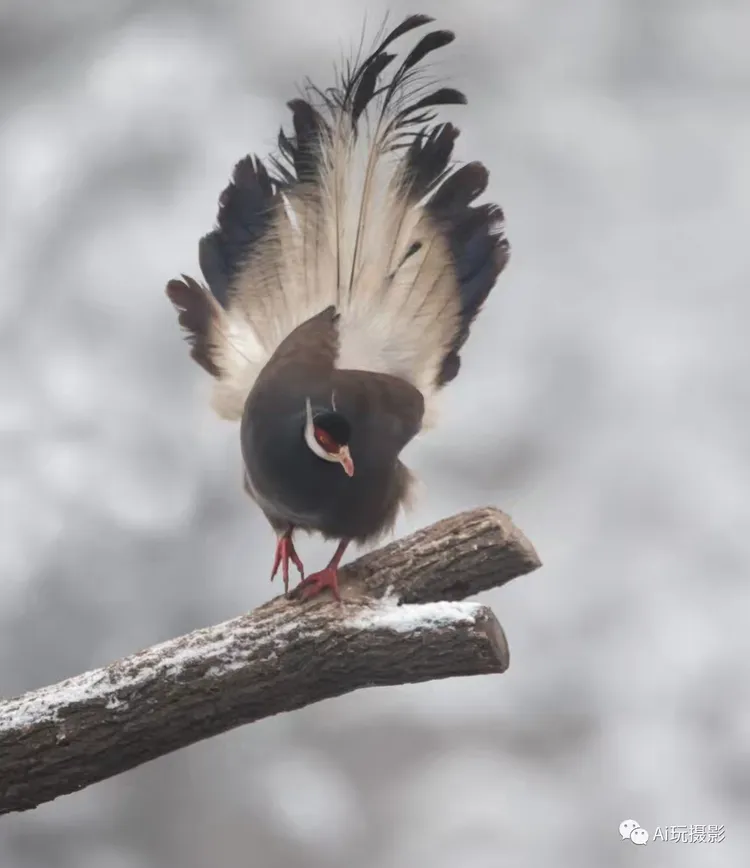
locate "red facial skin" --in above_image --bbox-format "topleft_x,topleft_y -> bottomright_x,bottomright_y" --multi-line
314,427 -> 354,477
314,427 -> 338,453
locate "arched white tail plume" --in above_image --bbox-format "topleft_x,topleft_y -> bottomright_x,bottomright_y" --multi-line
167,14 -> 509,426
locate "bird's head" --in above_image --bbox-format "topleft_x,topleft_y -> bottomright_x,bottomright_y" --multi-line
304,397 -> 354,476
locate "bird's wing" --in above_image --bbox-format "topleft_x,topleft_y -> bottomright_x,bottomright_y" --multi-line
332,368 -> 425,456
167,14 -> 509,425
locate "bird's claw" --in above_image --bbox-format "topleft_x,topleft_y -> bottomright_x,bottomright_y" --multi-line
291,566 -> 341,603
271,533 -> 304,595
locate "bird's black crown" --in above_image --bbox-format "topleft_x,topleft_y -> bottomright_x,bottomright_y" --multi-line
312,410 -> 351,446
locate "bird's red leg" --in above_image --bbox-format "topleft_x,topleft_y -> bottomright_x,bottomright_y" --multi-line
270,527 -> 304,595
293,539 -> 350,602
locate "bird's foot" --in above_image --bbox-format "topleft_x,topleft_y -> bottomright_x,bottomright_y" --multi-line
271,532 -> 304,595
292,566 -> 341,602
289,539 -> 349,603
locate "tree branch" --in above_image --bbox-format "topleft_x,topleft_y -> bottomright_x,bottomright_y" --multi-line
0,506 -> 540,816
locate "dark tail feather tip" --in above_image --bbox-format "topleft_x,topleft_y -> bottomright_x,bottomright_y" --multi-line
166,277 -> 221,377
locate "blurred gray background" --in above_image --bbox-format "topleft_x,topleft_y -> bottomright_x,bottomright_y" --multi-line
1,0 -> 748,866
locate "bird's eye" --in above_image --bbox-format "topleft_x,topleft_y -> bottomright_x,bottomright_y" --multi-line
314,427 -> 338,453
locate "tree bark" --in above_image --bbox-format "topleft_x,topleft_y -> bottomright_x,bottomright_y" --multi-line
0,506 -> 540,816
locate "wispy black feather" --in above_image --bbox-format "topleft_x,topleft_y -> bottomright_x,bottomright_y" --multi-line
427,184 -> 510,386
289,99 -> 326,181
394,87 -> 466,125
351,52 -> 396,123
400,123 -> 460,201
429,161 -> 488,211
269,13 -> 465,184
401,30 -> 455,73
374,13 -> 435,52
165,276 -> 220,377
198,155 -> 278,308
341,13 -> 434,110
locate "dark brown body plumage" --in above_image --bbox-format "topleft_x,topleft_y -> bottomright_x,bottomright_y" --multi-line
241,307 -> 424,543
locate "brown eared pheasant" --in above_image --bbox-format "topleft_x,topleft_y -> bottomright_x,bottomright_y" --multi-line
166,14 -> 510,601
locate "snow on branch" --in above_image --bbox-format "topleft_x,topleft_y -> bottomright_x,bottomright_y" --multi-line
0,506 -> 540,816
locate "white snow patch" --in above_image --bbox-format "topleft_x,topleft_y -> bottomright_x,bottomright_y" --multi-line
0,598 -> 486,736
0,611 -> 300,735
346,597 -> 485,634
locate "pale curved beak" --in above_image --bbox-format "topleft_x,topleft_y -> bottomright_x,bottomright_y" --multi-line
337,445 -> 354,477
